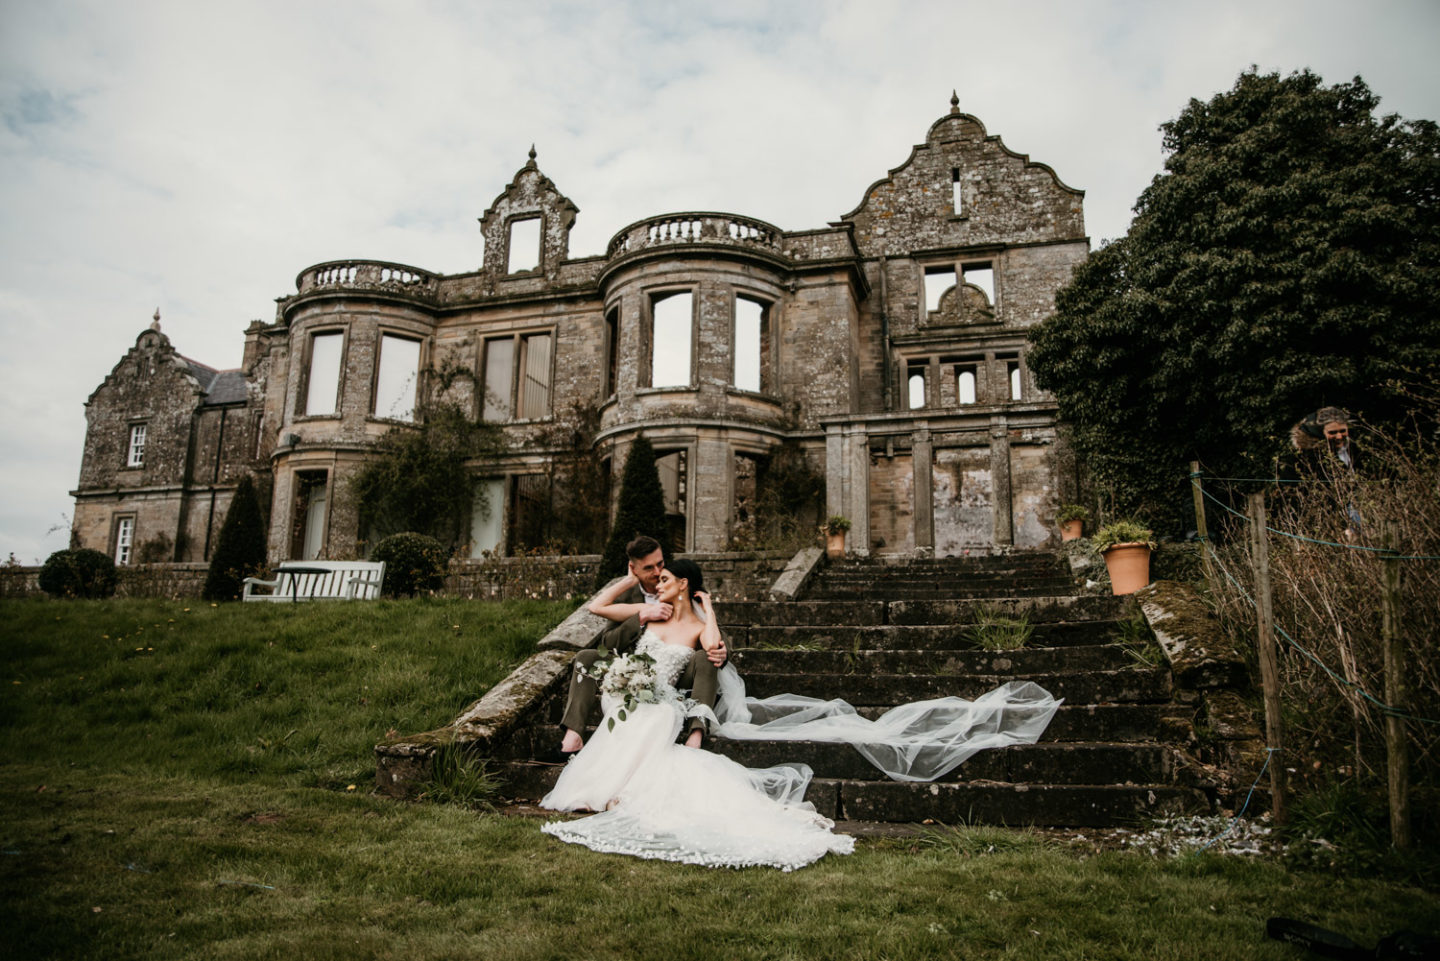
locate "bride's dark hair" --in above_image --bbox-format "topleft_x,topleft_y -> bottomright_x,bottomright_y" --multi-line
665,558 -> 705,600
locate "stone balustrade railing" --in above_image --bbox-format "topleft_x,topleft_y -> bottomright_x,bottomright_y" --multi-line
295,260 -> 440,302
606,212 -> 784,260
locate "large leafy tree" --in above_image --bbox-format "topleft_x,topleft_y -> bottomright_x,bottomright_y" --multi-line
351,403 -> 506,553
1028,69 -> 1440,530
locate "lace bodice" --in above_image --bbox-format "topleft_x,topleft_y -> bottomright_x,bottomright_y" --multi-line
634,631 -> 695,687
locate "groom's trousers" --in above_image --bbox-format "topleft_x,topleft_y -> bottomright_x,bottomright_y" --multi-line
560,641 -> 720,738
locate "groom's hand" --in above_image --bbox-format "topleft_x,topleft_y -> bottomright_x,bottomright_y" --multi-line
706,638 -> 727,667
637,602 -> 672,624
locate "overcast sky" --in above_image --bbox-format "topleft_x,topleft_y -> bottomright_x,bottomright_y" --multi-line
2,0 -> 1437,563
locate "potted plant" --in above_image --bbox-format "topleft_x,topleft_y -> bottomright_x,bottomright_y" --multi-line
821,515 -> 851,558
1055,504 -> 1091,542
1091,519 -> 1156,595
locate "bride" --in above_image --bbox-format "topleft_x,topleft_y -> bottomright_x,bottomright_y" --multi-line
540,558 -> 854,871
540,558 -> 1060,871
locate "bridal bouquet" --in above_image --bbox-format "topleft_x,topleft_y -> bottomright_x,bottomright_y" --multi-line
580,649 -> 667,730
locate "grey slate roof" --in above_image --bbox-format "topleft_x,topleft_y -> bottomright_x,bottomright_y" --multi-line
182,357 -> 250,406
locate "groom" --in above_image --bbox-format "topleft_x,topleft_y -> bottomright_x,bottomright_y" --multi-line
559,535 -> 727,755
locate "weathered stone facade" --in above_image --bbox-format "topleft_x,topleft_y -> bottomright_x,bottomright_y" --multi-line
72,99 -> 1087,566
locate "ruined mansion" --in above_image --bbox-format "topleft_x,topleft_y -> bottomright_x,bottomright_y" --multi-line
71,99 -> 1087,568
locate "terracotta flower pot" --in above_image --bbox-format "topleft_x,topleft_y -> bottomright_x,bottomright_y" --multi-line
1059,519 -> 1083,541
825,531 -> 846,558
1102,542 -> 1151,595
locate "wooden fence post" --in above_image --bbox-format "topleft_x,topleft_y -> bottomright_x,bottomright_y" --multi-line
1381,520 -> 1411,850
1190,461 -> 1214,589
1248,492 -> 1287,825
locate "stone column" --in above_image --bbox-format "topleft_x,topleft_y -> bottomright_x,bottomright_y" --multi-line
690,433 -> 732,552
846,424 -> 871,556
912,425 -> 934,552
989,416 -> 1013,547
825,425 -> 845,520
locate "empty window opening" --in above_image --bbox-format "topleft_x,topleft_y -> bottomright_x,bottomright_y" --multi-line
907,364 -> 927,410
734,296 -> 765,393
509,474 -> 553,552
507,217 -> 541,274
651,292 -> 693,388
957,369 -> 977,405
114,516 -> 134,566
1008,361 -> 1023,401
604,307 -> 620,397
951,168 -> 963,215
962,263 -> 995,303
655,448 -> 689,550
304,331 -> 343,415
923,266 -> 955,314
126,423 -> 147,467
374,334 -> 421,421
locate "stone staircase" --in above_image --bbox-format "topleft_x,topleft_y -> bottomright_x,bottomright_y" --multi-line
483,552 -> 1215,828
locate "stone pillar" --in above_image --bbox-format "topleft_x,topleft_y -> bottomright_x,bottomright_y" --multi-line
825,425 -> 845,520
846,424 -> 871,556
989,416 -> 1013,547
912,425 -> 934,552
690,434 -> 732,552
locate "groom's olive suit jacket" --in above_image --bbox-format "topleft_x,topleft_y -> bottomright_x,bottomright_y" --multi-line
559,585 -> 722,737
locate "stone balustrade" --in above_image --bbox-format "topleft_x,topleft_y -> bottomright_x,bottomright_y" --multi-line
295,260 -> 440,302
606,212 -> 784,260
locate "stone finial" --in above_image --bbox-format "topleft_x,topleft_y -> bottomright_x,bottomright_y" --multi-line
150,308 -> 161,331
527,144 -> 537,167
950,90 -> 960,114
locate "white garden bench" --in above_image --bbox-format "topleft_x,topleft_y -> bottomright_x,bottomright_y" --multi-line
242,561 -> 386,602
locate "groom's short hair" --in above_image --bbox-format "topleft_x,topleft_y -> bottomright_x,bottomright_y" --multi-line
626,535 -> 663,560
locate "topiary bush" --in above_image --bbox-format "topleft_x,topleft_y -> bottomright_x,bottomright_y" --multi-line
203,475 -> 268,601
38,548 -> 119,599
596,436 -> 671,588
371,532 -> 448,597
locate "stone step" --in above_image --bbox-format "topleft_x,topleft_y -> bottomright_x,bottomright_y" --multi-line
495,762 -> 1209,827
736,620 -> 1127,650
887,595 -> 1129,625
825,555 -> 1067,574
729,644 -> 1138,676
817,780 -> 1211,827
708,739 -> 1175,785
741,668 -> 1172,706
717,595 -> 1128,629
807,582 -> 1083,600
512,702 -> 1194,755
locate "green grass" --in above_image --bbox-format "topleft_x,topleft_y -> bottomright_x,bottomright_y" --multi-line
4,598 -> 1438,960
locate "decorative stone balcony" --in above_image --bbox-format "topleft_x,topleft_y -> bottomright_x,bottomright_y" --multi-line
294,260 -> 440,303
605,212 -> 784,261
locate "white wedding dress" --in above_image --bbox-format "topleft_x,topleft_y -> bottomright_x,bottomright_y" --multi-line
541,631 -> 1061,871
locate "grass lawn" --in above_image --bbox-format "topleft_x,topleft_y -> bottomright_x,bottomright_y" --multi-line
2,597 -> 1436,960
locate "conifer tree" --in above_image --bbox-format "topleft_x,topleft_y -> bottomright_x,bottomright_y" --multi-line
596,436 -> 669,586
203,475 -> 268,601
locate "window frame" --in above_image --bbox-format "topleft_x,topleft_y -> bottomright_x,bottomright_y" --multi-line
505,215 -> 544,275
731,292 -> 773,395
300,328 -> 346,417
480,327 -> 556,423
371,331 -> 423,422
644,287 -> 696,390
125,422 -> 147,468
113,514 -> 135,566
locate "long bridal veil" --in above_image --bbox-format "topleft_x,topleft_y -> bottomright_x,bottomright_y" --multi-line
700,666 -> 1061,782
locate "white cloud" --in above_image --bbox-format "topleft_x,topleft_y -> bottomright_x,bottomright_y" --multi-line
1,0 -> 1437,562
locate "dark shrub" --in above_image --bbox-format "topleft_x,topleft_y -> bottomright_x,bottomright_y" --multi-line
596,436 -> 670,588
38,549 -> 118,599
371,532 -> 448,597
203,475 -> 268,601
